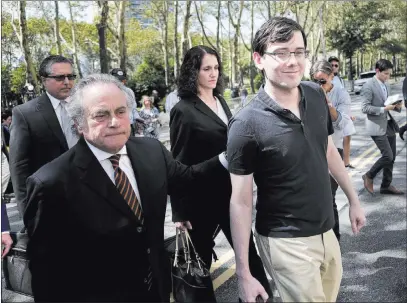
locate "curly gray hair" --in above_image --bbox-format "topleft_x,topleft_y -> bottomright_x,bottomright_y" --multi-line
66,73 -> 134,130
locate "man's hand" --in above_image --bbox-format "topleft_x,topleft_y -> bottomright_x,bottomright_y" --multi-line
385,104 -> 396,111
395,103 -> 403,110
175,221 -> 192,231
1,233 -> 13,258
238,275 -> 268,302
349,202 -> 366,235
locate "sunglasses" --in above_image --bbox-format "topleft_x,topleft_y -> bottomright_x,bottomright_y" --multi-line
331,64 -> 339,67
45,74 -> 77,81
313,79 -> 327,85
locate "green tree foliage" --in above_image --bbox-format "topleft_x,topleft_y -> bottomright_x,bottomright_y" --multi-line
128,55 -> 168,100
327,1 -> 389,80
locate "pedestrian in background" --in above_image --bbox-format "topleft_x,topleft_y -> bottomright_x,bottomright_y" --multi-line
170,45 -> 272,301
1,110 -> 12,148
23,73 -> 227,302
110,68 -> 144,136
311,59 -> 353,241
241,87 -> 248,107
361,59 -> 404,195
139,95 -> 160,139
329,56 -> 357,168
165,87 -> 180,114
10,55 -> 78,218
228,17 -> 365,302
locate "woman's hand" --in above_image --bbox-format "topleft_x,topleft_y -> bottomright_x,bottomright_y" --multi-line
175,221 -> 192,231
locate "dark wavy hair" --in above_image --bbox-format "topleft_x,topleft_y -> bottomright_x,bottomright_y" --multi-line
178,45 -> 224,98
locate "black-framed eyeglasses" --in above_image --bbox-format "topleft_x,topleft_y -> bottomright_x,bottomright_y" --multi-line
263,50 -> 309,61
313,78 -> 327,85
45,74 -> 77,81
331,64 -> 339,67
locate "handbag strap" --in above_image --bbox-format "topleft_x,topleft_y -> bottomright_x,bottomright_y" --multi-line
183,229 -> 206,271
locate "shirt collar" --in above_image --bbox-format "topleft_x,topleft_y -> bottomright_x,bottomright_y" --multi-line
46,92 -> 63,110
257,84 -> 305,115
374,76 -> 386,87
85,139 -> 127,162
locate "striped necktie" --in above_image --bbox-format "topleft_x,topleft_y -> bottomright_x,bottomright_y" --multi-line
109,154 -> 144,224
109,155 -> 152,290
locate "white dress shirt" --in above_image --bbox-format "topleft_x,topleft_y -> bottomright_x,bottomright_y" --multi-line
85,140 -> 142,207
47,92 -> 65,127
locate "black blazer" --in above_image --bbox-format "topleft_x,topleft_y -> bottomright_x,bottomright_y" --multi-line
10,93 -> 69,216
24,136 -> 224,302
170,94 -> 232,221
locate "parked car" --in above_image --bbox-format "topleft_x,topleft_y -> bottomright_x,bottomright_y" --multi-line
354,71 -> 376,94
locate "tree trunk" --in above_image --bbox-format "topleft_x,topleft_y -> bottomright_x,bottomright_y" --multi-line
54,1 -> 62,55
319,6 -> 326,58
267,0 -> 272,19
194,2 -> 216,49
97,1 -> 109,73
68,1 -> 83,78
356,51 -> 359,78
19,0 -> 40,94
181,0 -> 192,60
249,0 -> 255,93
163,1 -> 169,86
216,1 -> 221,51
173,0 -> 179,79
118,1 -> 126,72
348,56 -> 354,91
228,0 -> 244,85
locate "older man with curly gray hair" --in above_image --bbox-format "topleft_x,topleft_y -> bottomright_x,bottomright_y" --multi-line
23,73 -> 227,302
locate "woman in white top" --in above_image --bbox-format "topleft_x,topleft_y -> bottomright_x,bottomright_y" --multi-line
169,45 -> 271,302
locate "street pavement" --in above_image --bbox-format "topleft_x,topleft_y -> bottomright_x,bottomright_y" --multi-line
2,79 -> 406,302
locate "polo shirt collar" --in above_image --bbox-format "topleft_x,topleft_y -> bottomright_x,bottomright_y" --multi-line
257,84 -> 306,115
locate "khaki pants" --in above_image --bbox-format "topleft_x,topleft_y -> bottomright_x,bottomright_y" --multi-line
256,229 -> 342,302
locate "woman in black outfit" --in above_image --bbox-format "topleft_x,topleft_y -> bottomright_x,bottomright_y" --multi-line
170,45 -> 271,301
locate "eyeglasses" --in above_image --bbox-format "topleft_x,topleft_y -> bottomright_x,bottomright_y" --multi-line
313,79 -> 327,85
264,50 -> 309,61
331,64 -> 339,67
45,74 -> 77,81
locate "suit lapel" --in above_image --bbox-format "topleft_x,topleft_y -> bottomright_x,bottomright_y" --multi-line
36,94 -> 69,151
372,78 -> 386,103
125,139 -> 152,220
73,137 -> 138,221
192,95 -> 229,128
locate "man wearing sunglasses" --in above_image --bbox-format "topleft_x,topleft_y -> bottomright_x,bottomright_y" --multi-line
328,56 -> 345,89
10,55 -> 79,218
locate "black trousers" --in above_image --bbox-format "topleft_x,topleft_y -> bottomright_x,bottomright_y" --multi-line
188,210 -> 272,301
367,122 -> 397,188
330,148 -> 343,242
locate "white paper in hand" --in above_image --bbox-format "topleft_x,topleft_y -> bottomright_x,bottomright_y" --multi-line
385,94 -> 403,106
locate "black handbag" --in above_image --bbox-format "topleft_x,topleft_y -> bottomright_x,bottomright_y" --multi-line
169,228 -> 216,302
2,230 -> 33,297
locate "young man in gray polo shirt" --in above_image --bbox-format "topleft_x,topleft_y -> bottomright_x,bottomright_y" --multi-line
227,17 -> 366,302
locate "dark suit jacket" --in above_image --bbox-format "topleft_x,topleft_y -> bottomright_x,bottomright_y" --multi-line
2,124 -> 10,147
1,202 -> 10,232
10,93 -> 69,216
170,94 -> 232,221
23,136 -> 224,302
